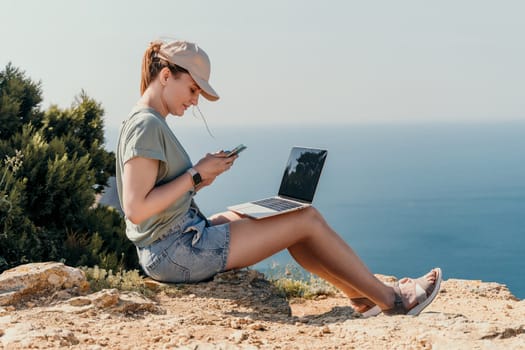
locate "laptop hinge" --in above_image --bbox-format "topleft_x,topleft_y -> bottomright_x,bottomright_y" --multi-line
279,195 -> 311,204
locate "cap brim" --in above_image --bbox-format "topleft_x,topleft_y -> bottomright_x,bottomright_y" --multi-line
191,74 -> 219,101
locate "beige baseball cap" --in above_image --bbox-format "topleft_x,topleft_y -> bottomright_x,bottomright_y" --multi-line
157,40 -> 219,101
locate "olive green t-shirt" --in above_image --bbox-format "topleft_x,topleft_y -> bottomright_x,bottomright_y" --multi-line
116,106 -> 194,247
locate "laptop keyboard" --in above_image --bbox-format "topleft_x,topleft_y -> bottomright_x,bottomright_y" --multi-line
252,198 -> 304,211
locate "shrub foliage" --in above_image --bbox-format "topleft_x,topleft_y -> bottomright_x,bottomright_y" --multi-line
0,63 -> 137,272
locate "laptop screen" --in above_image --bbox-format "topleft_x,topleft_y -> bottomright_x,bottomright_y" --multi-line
277,147 -> 328,203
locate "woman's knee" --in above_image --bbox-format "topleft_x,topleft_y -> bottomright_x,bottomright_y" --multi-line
299,207 -> 329,231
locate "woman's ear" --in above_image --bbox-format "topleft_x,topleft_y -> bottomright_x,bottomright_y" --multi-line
160,67 -> 170,86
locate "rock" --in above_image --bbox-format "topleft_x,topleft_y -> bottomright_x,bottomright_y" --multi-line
68,296 -> 93,307
230,319 -> 241,329
321,325 -> 331,334
90,288 -> 120,308
248,322 -> 266,331
481,326 -> 525,340
229,330 -> 248,343
143,277 -> 163,291
65,288 -> 119,309
114,290 -> 165,314
0,262 -> 90,306
50,289 -> 164,315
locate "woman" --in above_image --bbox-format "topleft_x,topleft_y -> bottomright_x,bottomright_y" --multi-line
116,38 -> 442,316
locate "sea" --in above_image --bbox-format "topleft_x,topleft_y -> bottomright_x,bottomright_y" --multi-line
107,120 -> 525,299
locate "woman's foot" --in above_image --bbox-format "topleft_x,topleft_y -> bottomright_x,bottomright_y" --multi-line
383,268 -> 442,316
350,297 -> 382,317
350,279 -> 398,317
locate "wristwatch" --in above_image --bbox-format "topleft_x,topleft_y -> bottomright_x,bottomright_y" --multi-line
187,167 -> 202,187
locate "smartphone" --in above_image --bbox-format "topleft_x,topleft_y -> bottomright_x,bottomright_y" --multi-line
226,144 -> 247,157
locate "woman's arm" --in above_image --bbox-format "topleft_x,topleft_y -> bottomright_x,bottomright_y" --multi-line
122,157 -> 193,224
208,210 -> 246,225
122,152 -> 237,225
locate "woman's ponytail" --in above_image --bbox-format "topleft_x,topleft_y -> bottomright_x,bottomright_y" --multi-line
140,41 -> 163,95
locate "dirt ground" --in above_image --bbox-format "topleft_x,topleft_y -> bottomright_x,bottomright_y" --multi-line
1,269 -> 524,349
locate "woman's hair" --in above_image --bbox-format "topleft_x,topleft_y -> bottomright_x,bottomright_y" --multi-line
140,41 -> 189,95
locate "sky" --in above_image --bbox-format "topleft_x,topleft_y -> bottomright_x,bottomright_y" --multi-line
1,0 -> 524,133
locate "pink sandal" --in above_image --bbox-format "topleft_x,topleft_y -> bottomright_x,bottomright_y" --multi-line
383,268 -> 442,316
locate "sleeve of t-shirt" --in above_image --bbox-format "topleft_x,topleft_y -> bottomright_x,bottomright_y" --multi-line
121,114 -> 167,164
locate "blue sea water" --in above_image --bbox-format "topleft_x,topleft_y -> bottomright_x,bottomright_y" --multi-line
108,121 -> 525,299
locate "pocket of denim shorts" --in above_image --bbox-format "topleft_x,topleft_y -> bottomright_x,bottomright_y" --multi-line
163,259 -> 190,283
146,249 -> 190,283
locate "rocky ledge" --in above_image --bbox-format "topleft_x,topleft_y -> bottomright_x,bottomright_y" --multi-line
0,262 -> 524,349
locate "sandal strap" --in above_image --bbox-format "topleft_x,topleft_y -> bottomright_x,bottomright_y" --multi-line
393,292 -> 404,307
382,287 -> 407,315
415,283 -> 428,305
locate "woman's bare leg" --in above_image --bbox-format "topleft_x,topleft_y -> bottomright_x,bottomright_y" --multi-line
225,207 -> 396,310
210,210 -> 373,309
287,243 -> 368,297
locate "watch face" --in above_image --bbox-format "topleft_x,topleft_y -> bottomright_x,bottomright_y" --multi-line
193,172 -> 202,186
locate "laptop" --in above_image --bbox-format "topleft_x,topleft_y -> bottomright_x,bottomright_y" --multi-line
228,147 -> 328,219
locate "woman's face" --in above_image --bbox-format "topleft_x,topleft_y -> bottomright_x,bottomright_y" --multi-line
162,71 -> 201,117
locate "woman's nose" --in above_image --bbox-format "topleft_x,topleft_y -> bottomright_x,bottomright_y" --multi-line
191,94 -> 200,106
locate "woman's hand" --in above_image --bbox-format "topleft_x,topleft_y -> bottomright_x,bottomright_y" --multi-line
193,151 -> 238,190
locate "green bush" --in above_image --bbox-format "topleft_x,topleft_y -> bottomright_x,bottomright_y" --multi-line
0,63 -> 137,272
265,263 -> 338,299
81,266 -> 151,296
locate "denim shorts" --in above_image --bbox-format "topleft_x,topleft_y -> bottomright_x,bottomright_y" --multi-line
136,209 -> 230,283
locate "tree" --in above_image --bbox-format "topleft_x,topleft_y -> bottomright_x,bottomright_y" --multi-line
0,63 -> 43,139
0,63 -> 137,272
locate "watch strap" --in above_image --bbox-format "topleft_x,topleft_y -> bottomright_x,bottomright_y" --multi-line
187,167 -> 202,187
